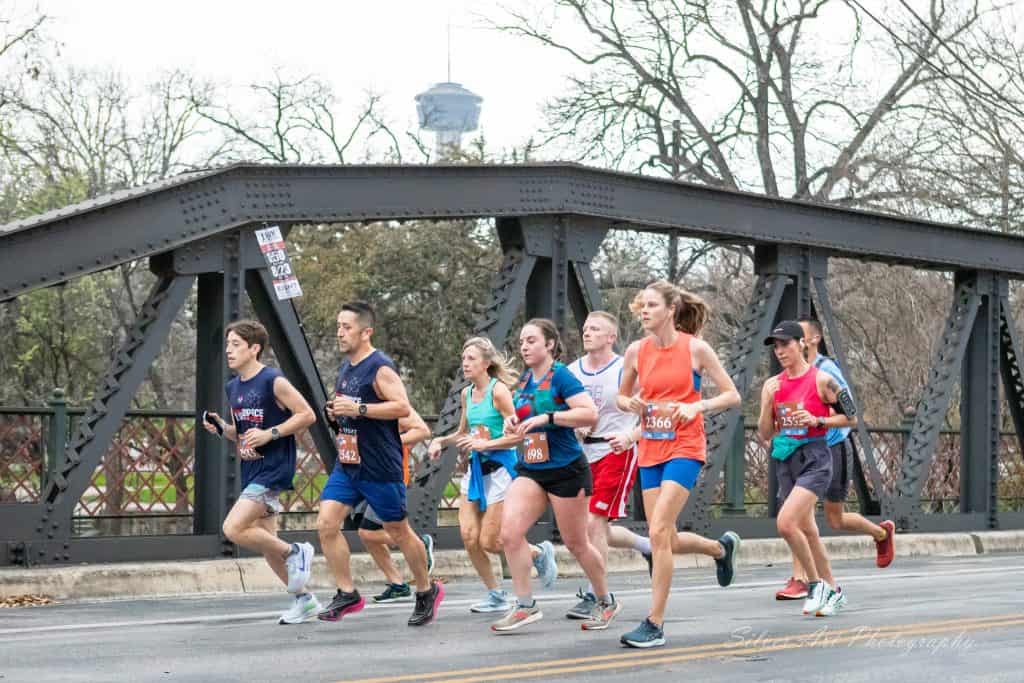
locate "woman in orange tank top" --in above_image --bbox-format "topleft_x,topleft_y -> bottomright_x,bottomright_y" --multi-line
616,281 -> 743,649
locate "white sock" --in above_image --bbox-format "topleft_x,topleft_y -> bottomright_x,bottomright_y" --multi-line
633,536 -> 652,555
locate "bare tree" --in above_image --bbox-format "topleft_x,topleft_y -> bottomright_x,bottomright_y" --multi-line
181,70 -> 410,163
492,0 -> 989,205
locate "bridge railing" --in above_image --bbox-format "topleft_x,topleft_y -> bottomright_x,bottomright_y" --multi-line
2,394 -> 1023,537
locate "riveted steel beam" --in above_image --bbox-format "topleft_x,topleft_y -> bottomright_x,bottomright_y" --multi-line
7,165 -> 1024,303
999,294 -> 1024,472
33,273 -> 194,557
896,278 -> 983,530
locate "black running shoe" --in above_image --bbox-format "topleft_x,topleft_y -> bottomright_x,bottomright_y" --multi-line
715,531 -> 740,587
407,580 -> 445,627
317,589 -> 365,622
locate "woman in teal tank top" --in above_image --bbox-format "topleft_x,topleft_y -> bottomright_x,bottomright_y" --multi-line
427,337 -> 524,614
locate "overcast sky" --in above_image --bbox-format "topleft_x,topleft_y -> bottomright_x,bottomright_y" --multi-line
40,0 -> 573,153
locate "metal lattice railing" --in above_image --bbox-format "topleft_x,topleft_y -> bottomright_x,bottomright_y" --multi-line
0,413 -> 45,503
4,403 -> 1024,533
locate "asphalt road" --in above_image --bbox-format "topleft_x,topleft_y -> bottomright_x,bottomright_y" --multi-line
1,553 -> 1022,683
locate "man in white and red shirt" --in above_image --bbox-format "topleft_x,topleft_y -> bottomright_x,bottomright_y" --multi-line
566,311 -> 652,620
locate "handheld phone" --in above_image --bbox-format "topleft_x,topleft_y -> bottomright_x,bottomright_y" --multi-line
203,411 -> 224,436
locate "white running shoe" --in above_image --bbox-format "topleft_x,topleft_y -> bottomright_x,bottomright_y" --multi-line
802,581 -> 831,615
279,592 -> 322,624
470,589 -> 512,613
816,586 -> 847,617
285,542 -> 314,594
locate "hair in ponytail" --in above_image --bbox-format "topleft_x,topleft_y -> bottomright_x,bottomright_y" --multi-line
523,318 -> 564,360
462,336 -> 519,387
643,280 -> 709,335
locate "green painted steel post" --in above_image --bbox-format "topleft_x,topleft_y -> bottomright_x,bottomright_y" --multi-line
46,388 -> 67,488
723,417 -> 747,515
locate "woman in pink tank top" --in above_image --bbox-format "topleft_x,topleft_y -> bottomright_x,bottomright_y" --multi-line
757,320 -> 857,618
616,281 -> 742,649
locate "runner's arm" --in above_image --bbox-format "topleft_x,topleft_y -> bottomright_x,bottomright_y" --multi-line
368,365 -> 413,420
271,377 -> 317,436
399,408 -> 431,447
692,339 -> 741,414
817,373 -> 857,429
616,341 -> 644,415
756,381 -> 776,443
429,392 -> 469,452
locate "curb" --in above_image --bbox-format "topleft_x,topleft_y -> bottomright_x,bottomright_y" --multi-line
2,531 -> 1022,602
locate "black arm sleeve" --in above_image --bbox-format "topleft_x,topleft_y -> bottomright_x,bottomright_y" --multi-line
831,388 -> 857,417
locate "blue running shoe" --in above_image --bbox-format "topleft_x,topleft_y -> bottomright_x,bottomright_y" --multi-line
532,540 -> 558,588
620,618 -> 665,648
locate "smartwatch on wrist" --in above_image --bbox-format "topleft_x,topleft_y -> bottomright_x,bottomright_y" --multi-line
547,412 -> 555,426
816,416 -> 826,429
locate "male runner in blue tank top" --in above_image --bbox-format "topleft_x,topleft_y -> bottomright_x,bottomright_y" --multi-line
201,320 -> 318,624
316,302 -> 444,627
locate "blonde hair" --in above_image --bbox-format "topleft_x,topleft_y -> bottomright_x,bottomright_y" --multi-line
587,310 -> 619,330
462,336 -> 519,387
632,280 -> 709,335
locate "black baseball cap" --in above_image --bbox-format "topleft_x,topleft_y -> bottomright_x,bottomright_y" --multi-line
763,320 -> 804,346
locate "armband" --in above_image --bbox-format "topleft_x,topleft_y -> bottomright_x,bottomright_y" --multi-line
833,388 -> 857,417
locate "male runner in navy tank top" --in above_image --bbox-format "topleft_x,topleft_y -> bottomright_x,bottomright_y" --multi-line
316,301 -> 444,627
201,320 -> 318,624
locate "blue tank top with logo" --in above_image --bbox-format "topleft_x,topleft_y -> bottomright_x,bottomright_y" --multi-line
513,362 -> 587,470
225,366 -> 296,491
334,350 -> 404,483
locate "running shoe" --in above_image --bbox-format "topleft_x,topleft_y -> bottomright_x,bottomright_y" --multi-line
876,520 -> 896,568
642,551 -> 653,578
620,618 -> 665,649
408,579 -> 445,626
532,540 -> 558,588
471,589 -> 512,613
802,581 -> 830,615
491,601 -> 543,633
776,577 -> 809,600
284,542 -> 314,594
565,589 -> 597,620
279,592 -> 322,625
317,589 -> 365,622
372,583 -> 412,603
580,595 -> 621,631
816,586 -> 847,617
715,531 -> 740,587
421,533 -> 435,574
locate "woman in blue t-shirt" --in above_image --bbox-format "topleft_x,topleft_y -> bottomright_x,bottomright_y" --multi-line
490,318 -> 620,634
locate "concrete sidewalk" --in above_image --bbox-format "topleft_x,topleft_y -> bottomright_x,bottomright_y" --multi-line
3,530 -> 1022,602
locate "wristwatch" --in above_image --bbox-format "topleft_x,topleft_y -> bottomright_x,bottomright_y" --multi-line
816,417 -> 826,429
271,427 -> 280,441
358,403 -> 368,417
547,412 -> 555,425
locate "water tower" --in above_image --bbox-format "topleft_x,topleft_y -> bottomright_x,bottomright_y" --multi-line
415,81 -> 483,157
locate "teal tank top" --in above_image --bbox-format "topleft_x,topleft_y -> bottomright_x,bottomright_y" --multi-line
465,378 -> 506,439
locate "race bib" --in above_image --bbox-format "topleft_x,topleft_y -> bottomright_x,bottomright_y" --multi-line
336,432 -> 361,465
522,432 -> 551,464
777,402 -> 808,438
642,402 -> 677,441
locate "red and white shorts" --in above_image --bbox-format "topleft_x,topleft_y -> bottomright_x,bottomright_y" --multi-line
588,447 -> 639,520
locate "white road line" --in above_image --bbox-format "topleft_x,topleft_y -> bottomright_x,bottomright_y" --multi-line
3,563 -> 1024,637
